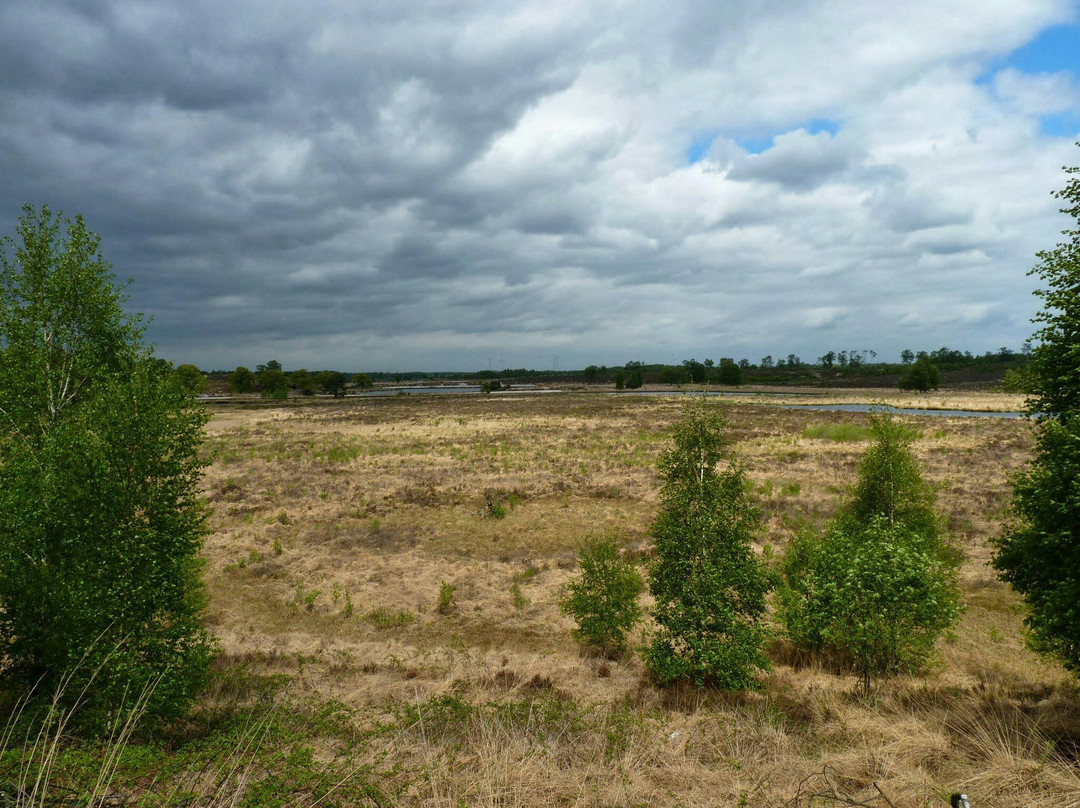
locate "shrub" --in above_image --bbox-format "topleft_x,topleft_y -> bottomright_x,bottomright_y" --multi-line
643,400 -> 771,688
782,518 -> 961,692
993,152 -> 1080,673
779,415 -> 961,691
560,538 -> 643,655
898,356 -> 941,391
838,415 -> 940,539
0,205 -> 215,729
437,581 -> 455,615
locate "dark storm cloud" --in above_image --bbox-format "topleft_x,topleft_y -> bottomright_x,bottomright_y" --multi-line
0,0 -> 1075,370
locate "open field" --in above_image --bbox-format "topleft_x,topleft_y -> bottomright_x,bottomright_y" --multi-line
177,390 -> 1077,807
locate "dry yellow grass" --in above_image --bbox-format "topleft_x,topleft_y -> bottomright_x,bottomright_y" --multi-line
196,392 -> 1078,808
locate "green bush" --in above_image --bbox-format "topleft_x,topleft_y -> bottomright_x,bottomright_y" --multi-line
560,538 -> 643,655
437,581 -> 455,615
837,415 -> 940,540
0,205 -> 215,729
779,415 -> 961,691
780,518 -> 961,692
994,152 -> 1080,673
897,356 -> 941,391
643,400 -> 770,688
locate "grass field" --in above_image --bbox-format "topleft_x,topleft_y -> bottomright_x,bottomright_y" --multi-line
167,389 -> 1074,808
10,389 -> 1076,807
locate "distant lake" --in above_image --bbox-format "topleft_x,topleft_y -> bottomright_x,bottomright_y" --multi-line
782,403 -> 1023,419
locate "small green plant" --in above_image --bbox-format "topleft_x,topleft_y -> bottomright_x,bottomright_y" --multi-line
276,510 -> 290,526
509,583 -> 530,610
291,583 -> 321,613
560,537 -> 643,656
363,608 -> 415,629
272,538 -> 283,556
343,590 -> 354,618
437,581 -> 455,615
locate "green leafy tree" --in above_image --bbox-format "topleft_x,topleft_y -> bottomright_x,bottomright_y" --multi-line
682,359 -> 706,384
560,537 -> 643,656
614,369 -> 625,390
625,361 -> 644,389
229,365 -> 256,393
900,349 -> 915,364
313,370 -> 346,397
258,368 -> 289,399
0,205 -> 215,727
289,368 -> 315,396
352,372 -> 374,390
779,416 -> 961,691
172,363 -> 206,396
993,151 -> 1080,672
898,355 -> 941,391
717,358 -> 742,385
644,400 -> 771,688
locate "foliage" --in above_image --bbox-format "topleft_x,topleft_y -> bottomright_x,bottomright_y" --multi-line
780,518 -> 961,692
994,151 -> 1080,672
614,369 -> 625,390
560,537 -> 643,655
229,365 -> 256,393
999,366 -> 1033,394
717,358 -> 742,385
837,415 -> 940,539
644,400 -> 771,688
0,205 -> 215,728
898,355 -> 941,391
682,359 -> 706,384
437,581 -> 455,615
779,415 -> 961,690
352,372 -> 374,389
289,368 -> 315,395
172,363 -> 205,396
625,361 -> 645,389
258,368 -> 289,399
479,379 -> 502,393
316,370 -> 347,397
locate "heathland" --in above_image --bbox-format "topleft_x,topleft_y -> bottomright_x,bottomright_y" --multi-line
149,387 -> 1076,808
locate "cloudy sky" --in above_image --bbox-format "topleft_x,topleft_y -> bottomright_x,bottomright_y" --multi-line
2,0 -> 1079,372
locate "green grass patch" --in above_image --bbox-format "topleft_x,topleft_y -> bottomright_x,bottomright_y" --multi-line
802,422 -> 872,442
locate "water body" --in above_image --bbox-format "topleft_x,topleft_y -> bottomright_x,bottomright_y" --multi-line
610,389 -> 801,397
782,403 -> 1023,419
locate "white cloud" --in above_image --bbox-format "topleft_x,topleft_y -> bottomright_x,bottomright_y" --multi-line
0,0 -> 1076,369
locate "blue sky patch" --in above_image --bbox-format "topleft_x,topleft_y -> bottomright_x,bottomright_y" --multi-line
734,118 -> 839,155
1039,111 -> 1080,138
1004,22 -> 1080,75
978,21 -> 1080,85
686,131 -> 718,163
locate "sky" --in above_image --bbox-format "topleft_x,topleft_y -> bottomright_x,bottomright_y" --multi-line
1,0 -> 1079,372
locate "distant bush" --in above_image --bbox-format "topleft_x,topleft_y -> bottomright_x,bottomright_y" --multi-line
898,356 -> 941,391
172,363 -> 206,396
560,538 -> 643,656
717,359 -> 742,386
